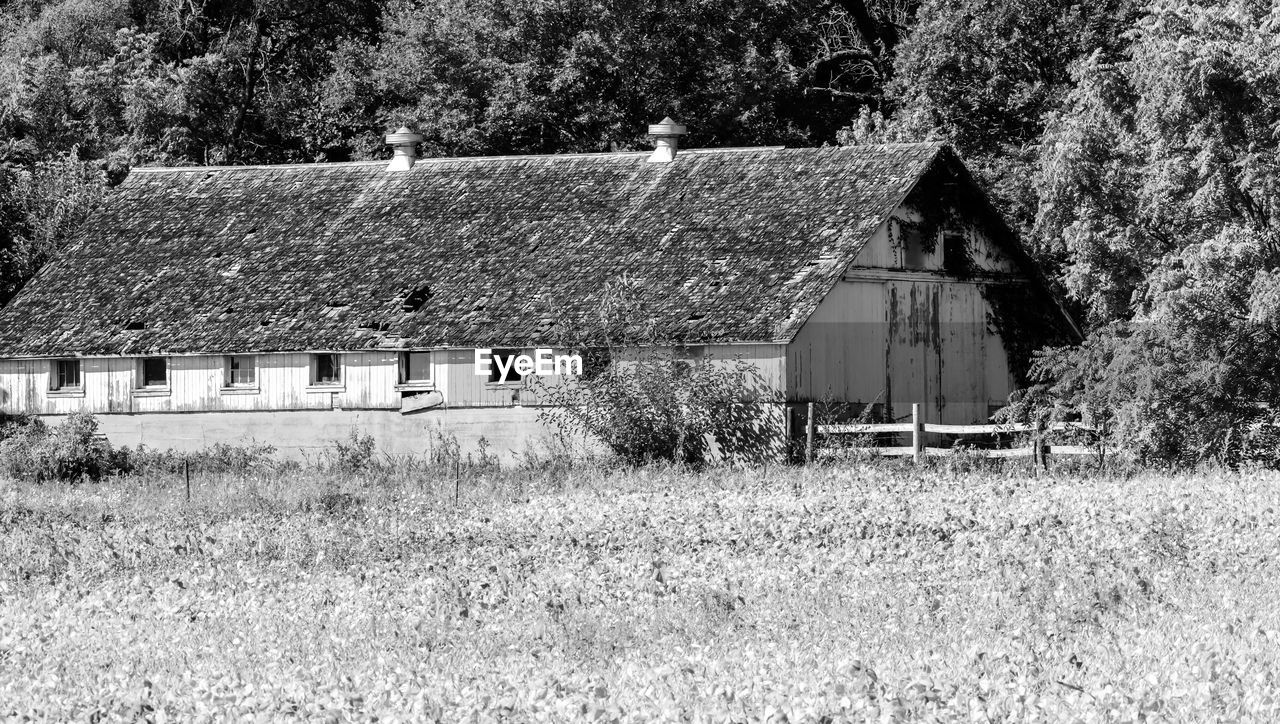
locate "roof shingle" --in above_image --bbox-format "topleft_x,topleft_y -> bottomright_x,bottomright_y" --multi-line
0,143 -> 947,356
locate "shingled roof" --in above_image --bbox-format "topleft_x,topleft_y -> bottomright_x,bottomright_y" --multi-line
0,142 -> 956,357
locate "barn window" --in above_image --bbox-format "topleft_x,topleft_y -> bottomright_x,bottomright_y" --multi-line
399,351 -> 433,386
312,353 -> 342,386
51,359 -> 81,391
488,349 -> 525,384
137,357 -> 168,388
943,232 -> 968,275
224,355 -> 257,388
902,225 -> 929,269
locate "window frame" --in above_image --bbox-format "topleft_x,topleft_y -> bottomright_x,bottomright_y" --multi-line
49,359 -> 84,396
133,356 -> 171,396
942,231 -> 969,276
221,354 -> 259,393
397,350 -> 435,390
901,224 -> 930,270
307,352 -> 344,391
485,348 -> 528,387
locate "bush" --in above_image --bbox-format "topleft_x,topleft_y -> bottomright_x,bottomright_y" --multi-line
113,440 -> 279,476
0,411 -> 116,482
538,350 -> 778,467
332,428 -> 378,471
0,412 -> 282,482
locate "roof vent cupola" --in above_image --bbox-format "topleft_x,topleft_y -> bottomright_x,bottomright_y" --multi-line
647,117 -> 687,163
385,126 -> 424,172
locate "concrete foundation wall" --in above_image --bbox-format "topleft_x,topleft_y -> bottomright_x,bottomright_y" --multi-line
40,407 -> 556,463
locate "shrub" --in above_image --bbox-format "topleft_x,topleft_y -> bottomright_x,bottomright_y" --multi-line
113,440 -> 279,476
538,350 -> 778,467
332,428 -> 378,471
0,411 -> 116,482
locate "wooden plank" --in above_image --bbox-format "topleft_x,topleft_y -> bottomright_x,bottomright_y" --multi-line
815,446 -> 915,458
817,423 -> 915,434
924,423 -> 1035,434
982,447 -> 1037,458
1048,422 -> 1099,433
923,446 -> 1036,458
401,390 -> 444,413
912,403 -> 924,464
805,402 -> 814,463
876,446 -> 916,457
1047,445 -> 1103,456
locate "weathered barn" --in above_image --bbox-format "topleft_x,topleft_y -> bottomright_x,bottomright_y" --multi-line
0,123 -> 1076,460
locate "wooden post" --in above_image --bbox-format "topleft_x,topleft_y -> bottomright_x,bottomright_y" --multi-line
805,402 -> 815,464
184,460 -> 190,502
1097,418 -> 1107,472
1029,419 -> 1039,475
912,403 -> 924,465
454,458 -> 461,507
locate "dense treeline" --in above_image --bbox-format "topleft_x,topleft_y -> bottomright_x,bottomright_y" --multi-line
3,0 -> 1280,465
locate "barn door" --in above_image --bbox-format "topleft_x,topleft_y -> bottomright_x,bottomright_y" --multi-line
884,280 -> 941,424
938,283 -> 990,424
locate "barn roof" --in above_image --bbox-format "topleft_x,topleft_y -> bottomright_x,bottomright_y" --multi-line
0,142 -> 956,357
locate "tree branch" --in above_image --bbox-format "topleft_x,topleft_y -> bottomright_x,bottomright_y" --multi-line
829,0 -> 893,58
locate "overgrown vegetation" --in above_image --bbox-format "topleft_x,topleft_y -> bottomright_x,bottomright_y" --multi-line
535,275 -> 782,466
0,411 -> 280,482
1,464 -> 1277,719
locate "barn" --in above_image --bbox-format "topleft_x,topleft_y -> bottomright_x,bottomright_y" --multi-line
0,120 -> 1077,461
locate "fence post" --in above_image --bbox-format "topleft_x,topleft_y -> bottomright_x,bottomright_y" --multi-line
184,460 -> 190,502
1033,420 -> 1046,474
912,403 -> 923,465
805,402 -> 815,464
1097,418 -> 1107,471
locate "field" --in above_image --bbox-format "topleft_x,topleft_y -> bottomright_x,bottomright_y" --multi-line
1,462 -> 1279,722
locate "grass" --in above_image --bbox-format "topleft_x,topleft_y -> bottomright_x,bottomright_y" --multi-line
1,461 -> 1279,721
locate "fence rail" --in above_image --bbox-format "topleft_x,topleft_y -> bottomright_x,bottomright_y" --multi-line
804,402 -> 1104,468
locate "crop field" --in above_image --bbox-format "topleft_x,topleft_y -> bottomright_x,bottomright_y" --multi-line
1,463 -> 1279,722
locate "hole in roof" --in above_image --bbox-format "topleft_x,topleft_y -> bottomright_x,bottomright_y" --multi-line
401,285 -> 432,312
124,320 -> 145,331
260,319 -> 270,327
688,314 -> 704,321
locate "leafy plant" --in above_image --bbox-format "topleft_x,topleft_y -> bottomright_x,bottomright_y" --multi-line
0,410 -> 114,482
332,428 -> 378,472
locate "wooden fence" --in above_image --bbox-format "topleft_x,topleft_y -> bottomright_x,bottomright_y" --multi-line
804,402 -> 1105,467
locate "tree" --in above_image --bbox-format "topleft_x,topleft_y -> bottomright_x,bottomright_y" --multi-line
318,0 -> 907,159
0,152 -> 106,304
1035,0 -> 1280,325
1010,0 -> 1280,466
888,0 -> 1138,256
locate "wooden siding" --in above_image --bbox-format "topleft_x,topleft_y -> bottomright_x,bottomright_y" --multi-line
788,212 -> 1022,424
0,344 -> 785,415
850,209 -> 1019,274
0,352 -> 402,415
